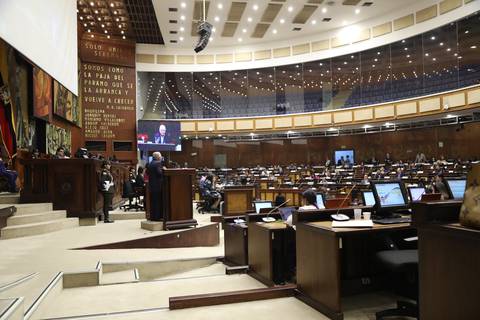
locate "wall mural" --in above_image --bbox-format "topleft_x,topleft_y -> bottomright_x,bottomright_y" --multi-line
33,67 -> 52,121
46,123 -> 71,156
54,80 -> 81,127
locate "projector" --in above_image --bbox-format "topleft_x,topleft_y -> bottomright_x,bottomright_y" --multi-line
194,21 -> 213,53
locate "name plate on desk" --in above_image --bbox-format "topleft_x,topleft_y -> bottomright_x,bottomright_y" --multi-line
332,220 -> 373,228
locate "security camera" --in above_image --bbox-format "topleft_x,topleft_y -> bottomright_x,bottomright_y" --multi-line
194,21 -> 213,53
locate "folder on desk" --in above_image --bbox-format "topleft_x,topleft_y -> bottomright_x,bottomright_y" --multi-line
332,220 -> 374,228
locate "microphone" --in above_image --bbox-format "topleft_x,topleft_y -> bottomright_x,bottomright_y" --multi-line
262,199 -> 291,222
331,184 -> 357,221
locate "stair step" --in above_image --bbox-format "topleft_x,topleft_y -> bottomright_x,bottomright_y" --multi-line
0,218 -> 79,239
0,193 -> 20,204
101,268 -> 139,285
14,203 -> 53,215
7,211 -> 67,226
110,211 -> 145,220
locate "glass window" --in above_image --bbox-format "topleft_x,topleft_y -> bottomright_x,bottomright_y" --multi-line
220,70 -> 248,117
275,64 -> 304,114
390,35 -> 423,100
360,45 -> 391,105
332,53 -> 361,108
164,72 -> 193,119
193,72 -> 221,118
303,59 -> 333,111
248,67 -> 276,116
423,23 -> 459,94
458,12 -> 480,87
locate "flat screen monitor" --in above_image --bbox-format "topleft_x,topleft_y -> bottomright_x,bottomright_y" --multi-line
408,187 -> 426,202
316,193 -> 326,209
371,181 -> 408,209
279,207 -> 296,221
362,191 -> 376,206
137,120 -> 182,152
254,201 -> 273,214
334,149 -> 354,165
445,178 -> 467,200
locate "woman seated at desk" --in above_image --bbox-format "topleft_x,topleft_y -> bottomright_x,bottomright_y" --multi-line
286,189 -> 319,228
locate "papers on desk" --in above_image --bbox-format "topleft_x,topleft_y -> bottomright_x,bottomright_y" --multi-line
332,220 -> 373,228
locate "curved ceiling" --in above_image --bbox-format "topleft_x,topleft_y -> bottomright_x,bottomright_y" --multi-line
153,0 -> 420,48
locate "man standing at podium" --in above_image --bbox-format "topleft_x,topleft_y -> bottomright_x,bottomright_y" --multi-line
147,152 -> 166,221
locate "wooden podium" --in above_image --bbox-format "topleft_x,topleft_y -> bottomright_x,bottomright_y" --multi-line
146,168 -> 197,230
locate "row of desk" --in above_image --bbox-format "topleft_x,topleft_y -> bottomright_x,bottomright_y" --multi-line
224,201 -> 477,320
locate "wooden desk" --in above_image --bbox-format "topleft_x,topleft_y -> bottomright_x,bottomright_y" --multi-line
20,159 -> 128,219
412,200 -> 479,320
223,185 -> 255,216
248,221 -> 295,286
296,221 -> 411,320
224,222 -> 248,266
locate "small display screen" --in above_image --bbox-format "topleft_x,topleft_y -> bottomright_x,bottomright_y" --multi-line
374,183 -> 407,207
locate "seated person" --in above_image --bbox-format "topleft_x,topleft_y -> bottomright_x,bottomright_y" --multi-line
286,189 -> 319,228
433,173 -> 450,200
0,157 -> 17,192
274,194 -> 286,207
200,174 -> 221,210
361,174 -> 370,185
53,147 -> 68,159
135,166 -> 145,187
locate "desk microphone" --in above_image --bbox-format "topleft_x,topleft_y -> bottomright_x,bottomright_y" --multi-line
331,183 -> 357,221
262,199 -> 291,222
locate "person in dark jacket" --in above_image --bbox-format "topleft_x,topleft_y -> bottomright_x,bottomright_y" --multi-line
99,160 -> 114,223
136,166 -> 145,187
146,152 -> 166,221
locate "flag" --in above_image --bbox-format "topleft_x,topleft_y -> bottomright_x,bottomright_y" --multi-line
0,73 -> 17,158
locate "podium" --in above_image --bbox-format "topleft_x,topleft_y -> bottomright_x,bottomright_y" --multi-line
146,168 -> 197,230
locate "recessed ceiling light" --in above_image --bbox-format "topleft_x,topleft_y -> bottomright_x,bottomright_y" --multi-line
425,53 -> 429,56
212,27 -> 216,32
447,48 -> 451,51
471,45 -> 477,49
465,30 -> 469,34
217,3 -> 223,9
238,37 -> 242,42
180,26 -> 184,32
209,37 -> 213,41
431,36 -> 436,40
439,42 -> 444,46
90,1 -> 94,6
122,35 -> 126,39
288,6 -> 293,12
247,17 -> 252,22
107,35 -> 110,38
311,20 -> 317,25
180,15 -> 185,20
181,2 -> 186,8
253,4 -> 258,11
280,18 -> 285,24
355,8 -> 360,14
322,7 -> 327,13
272,29 -> 277,34
214,16 -> 219,22
110,3 -> 114,8
242,28 -> 247,33
179,37 -> 184,41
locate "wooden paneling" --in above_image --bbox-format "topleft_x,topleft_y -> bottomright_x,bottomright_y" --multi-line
396,101 -> 417,116
331,37 -> 349,48
353,109 -> 373,121
196,55 -> 215,64
443,93 -> 465,108
416,5 -> 438,23
333,111 -> 353,123
313,113 -> 332,125
352,29 -> 371,43
292,43 -> 310,55
136,54 -> 155,64
217,120 -> 235,131
177,55 -> 195,64
235,52 -> 252,62
216,54 -> 233,63
419,97 -> 441,113
236,119 -> 254,130
255,118 -> 273,129
254,50 -> 272,60
311,40 -> 330,52
294,115 -> 312,127
181,122 -> 196,131
467,88 -> 480,104
393,14 -> 414,31
172,122 -> 480,168
374,105 -> 395,118
273,47 -> 291,58
372,22 -> 392,37
275,117 -> 293,128
197,121 -> 216,131
439,0 -> 462,14
157,55 -> 175,64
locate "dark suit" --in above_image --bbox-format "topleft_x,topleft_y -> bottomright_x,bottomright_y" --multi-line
147,158 -> 165,221
99,168 -> 114,221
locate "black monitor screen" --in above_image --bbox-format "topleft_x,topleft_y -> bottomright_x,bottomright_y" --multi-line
362,191 -> 376,206
445,179 -> 466,200
334,149 -> 354,165
137,120 -> 181,152
316,193 -> 326,209
372,182 -> 407,208
254,201 -> 273,214
408,187 -> 426,202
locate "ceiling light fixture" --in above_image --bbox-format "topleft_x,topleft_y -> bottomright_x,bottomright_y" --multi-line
311,20 -> 317,25
247,17 -> 252,22
280,18 -> 285,24
214,16 -> 219,22
217,3 -> 223,9
181,2 -> 186,8
288,6 -> 293,12
253,4 -> 258,11
355,9 -> 360,14
322,7 -> 327,13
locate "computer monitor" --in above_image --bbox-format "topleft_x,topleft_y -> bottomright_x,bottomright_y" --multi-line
334,149 -> 354,165
445,178 -> 467,200
371,181 -> 408,211
316,193 -> 326,209
279,207 -> 296,221
408,187 -> 426,202
254,201 -> 273,214
362,191 -> 376,206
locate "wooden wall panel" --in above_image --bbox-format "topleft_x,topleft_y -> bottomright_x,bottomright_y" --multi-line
171,122 -> 480,168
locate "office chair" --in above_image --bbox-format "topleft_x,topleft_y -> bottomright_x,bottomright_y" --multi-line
375,248 -> 418,320
120,180 -> 144,211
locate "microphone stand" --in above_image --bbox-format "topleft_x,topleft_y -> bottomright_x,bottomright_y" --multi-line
262,199 -> 291,222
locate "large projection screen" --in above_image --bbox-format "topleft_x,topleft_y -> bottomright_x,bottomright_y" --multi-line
0,0 -> 78,95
